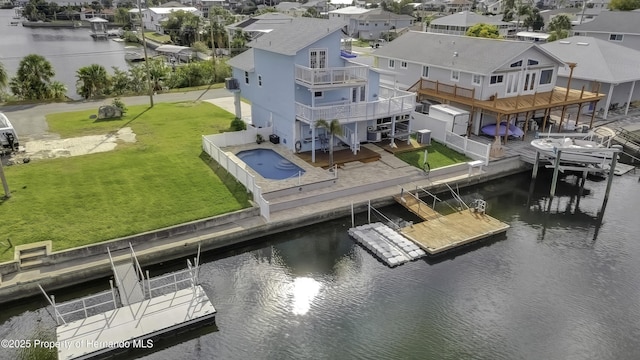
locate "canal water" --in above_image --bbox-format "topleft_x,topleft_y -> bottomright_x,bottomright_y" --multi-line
1,171 -> 640,359
0,9 -> 130,100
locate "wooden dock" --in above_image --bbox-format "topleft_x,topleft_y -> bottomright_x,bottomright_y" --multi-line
394,193 -> 509,255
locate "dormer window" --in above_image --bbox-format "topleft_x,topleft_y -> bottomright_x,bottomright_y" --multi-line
510,60 -> 522,68
527,59 -> 539,66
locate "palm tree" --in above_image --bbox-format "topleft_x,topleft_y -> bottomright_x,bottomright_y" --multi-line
0,62 -> 7,89
76,64 -> 109,99
315,119 -> 343,170
10,54 -> 55,100
48,81 -> 67,100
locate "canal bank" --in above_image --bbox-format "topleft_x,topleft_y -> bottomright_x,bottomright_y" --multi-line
0,154 -> 529,305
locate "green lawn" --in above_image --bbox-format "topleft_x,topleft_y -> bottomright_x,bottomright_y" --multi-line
144,31 -> 172,43
0,102 -> 250,262
395,141 -> 470,170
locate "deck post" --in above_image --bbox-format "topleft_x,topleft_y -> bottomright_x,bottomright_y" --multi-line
523,110 -> 531,140
368,200 -> 371,224
576,103 -> 583,127
542,108 -> 550,132
565,63 -> 577,101
351,202 -> 354,228
603,146 -> 620,209
550,149 -> 562,197
559,105 -> 567,130
532,151 -> 540,179
589,101 -> 598,129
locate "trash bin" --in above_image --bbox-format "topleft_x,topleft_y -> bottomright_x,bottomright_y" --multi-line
269,134 -> 280,144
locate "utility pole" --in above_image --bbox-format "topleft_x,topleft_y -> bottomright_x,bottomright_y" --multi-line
0,156 -> 10,199
137,0 -> 154,108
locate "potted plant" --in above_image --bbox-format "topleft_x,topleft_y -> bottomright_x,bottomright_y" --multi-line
256,134 -> 264,144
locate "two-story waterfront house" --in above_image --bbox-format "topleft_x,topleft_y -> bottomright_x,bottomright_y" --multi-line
373,31 -> 604,141
572,11 -> 640,52
227,18 -> 415,162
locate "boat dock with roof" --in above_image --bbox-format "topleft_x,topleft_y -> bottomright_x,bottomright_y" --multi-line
39,244 -> 215,360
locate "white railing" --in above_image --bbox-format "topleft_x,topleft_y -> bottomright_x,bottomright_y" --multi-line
295,64 -> 368,86
202,133 -> 270,222
295,89 -> 415,123
444,131 -> 491,166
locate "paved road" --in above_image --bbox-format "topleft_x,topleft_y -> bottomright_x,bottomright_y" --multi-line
1,88 -> 230,141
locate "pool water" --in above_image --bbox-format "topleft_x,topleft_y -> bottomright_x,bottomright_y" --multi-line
236,148 -> 305,180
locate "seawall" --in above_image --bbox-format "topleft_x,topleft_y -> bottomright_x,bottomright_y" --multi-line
0,156 -> 530,305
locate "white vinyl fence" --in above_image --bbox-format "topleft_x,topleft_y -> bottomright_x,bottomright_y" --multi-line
202,127 -> 273,221
444,131 -> 491,166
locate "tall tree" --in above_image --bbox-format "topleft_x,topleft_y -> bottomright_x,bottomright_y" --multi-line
547,14 -> 572,41
76,64 -> 109,99
466,23 -> 502,38
9,54 -> 55,100
315,119 -> 343,170
609,0 -> 640,10
0,61 -> 7,89
161,10 -> 201,46
523,7 -> 545,31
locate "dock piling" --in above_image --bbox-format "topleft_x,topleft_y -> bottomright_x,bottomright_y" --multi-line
550,149 -> 562,197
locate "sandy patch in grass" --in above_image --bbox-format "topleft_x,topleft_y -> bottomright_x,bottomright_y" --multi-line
20,127 -> 137,160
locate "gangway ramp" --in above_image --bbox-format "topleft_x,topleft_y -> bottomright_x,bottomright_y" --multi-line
113,262 -> 145,306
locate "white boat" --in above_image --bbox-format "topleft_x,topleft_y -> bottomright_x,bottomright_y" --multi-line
0,112 -> 19,151
531,137 -> 614,164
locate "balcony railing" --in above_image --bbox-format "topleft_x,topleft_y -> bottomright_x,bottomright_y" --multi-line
409,78 -> 475,100
295,87 -> 415,123
295,65 -> 368,87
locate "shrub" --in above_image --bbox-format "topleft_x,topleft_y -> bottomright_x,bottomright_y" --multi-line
112,97 -> 127,114
230,117 -> 246,131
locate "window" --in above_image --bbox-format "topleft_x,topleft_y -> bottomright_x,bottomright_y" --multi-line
527,59 -> 539,66
510,60 -> 522,68
314,91 -> 323,98
539,69 -> 553,85
359,22 -> 365,25
400,61 -> 408,69
609,34 -> 623,41
310,49 -> 327,69
245,71 -> 249,85
490,75 -> 504,84
422,66 -> 429,78
388,59 -> 395,68
451,70 -> 460,82
472,74 -> 482,86
258,75 -> 262,87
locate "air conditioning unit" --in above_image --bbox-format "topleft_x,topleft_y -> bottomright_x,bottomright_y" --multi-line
417,129 -> 431,145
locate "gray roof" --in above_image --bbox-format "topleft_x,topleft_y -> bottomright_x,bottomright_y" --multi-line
227,12 -> 294,32
248,18 -> 346,56
276,2 -> 301,11
572,11 -> 640,34
373,31 -> 561,75
228,48 -> 255,72
355,8 -> 414,21
430,11 -> 511,27
541,36 -> 640,83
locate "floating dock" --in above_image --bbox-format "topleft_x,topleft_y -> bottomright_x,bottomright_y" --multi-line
40,244 -> 215,360
348,223 -> 426,267
395,190 -> 510,255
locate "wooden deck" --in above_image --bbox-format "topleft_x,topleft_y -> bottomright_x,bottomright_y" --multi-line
395,194 -> 510,255
295,146 -> 381,168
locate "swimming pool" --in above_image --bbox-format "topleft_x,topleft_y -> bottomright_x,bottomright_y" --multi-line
236,148 -> 305,180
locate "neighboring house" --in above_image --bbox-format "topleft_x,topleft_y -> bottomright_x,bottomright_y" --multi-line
129,7 -> 201,32
516,31 -> 551,43
349,8 -> 415,40
328,6 -> 370,26
572,11 -> 640,51
200,0 -> 230,18
372,31 -> 603,137
428,11 -> 516,38
330,0 -> 353,9
275,2 -> 307,16
541,36 -> 640,119
227,18 -> 415,161
445,0 -> 473,13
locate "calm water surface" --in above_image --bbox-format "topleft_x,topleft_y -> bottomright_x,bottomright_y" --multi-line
0,9 -> 130,99
1,171 -> 640,360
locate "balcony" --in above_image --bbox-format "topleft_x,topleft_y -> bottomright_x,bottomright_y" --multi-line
295,87 -> 415,123
295,65 -> 368,88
